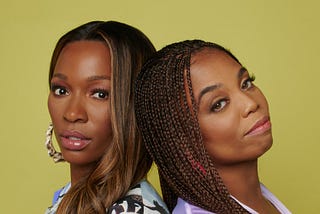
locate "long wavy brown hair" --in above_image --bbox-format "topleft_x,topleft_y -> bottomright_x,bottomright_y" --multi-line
49,21 -> 156,214
135,40 -> 250,213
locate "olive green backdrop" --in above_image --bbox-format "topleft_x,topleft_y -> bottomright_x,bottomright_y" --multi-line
1,0 -> 318,213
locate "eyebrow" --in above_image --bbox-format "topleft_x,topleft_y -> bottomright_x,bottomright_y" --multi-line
52,73 -> 67,80
87,75 -> 110,81
52,73 -> 110,81
197,66 -> 248,104
238,67 -> 247,79
198,84 -> 221,104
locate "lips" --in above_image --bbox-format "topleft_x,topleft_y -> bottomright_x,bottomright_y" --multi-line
60,130 -> 91,151
245,116 -> 271,136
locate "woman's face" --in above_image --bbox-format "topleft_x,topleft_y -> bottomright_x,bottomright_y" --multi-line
48,41 -> 112,168
190,49 -> 272,166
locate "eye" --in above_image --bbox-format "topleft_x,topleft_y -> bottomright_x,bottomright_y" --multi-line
91,89 -> 109,100
241,74 -> 255,90
51,85 -> 69,96
210,99 -> 228,112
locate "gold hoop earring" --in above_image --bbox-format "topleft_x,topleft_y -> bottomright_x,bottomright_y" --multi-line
45,123 -> 64,163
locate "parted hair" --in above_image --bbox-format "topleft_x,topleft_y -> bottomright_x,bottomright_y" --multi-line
49,21 -> 155,214
135,40 -> 249,213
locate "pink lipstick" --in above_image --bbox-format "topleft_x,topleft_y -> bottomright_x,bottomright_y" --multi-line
60,131 -> 91,151
245,116 -> 271,136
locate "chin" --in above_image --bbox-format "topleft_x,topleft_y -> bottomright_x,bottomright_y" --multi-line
61,152 -> 96,166
257,138 -> 273,157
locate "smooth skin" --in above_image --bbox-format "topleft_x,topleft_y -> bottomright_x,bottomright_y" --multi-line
190,49 -> 279,214
48,41 -> 113,184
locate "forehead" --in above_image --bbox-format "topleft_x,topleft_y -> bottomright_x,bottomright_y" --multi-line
190,49 -> 241,80
58,40 -> 110,62
54,40 -> 111,76
191,48 -> 239,73
189,49 -> 242,99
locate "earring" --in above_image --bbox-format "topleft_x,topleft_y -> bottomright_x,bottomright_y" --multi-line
45,123 -> 64,163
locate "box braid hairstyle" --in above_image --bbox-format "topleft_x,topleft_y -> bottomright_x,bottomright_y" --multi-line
135,40 -> 250,213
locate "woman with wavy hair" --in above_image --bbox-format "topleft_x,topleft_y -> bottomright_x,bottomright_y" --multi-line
135,40 -> 291,213
45,21 -> 168,214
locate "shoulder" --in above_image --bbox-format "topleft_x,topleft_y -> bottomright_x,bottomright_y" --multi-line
260,183 -> 292,214
45,182 -> 71,214
108,180 -> 169,214
52,182 -> 71,205
173,198 -> 216,214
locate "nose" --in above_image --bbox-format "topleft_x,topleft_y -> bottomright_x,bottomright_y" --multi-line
63,95 -> 88,123
240,93 -> 259,118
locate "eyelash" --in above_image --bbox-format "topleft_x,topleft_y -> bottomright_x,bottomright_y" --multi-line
241,73 -> 255,90
91,88 -> 109,100
210,98 -> 229,112
50,84 -> 109,100
51,84 -> 69,96
210,73 -> 256,113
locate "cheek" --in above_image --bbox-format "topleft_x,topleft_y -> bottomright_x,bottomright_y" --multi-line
199,114 -> 241,163
48,95 -> 60,122
263,97 -> 269,112
90,105 -> 113,140
200,114 -> 239,143
256,88 -> 269,111
99,117 -> 112,139
94,117 -> 112,155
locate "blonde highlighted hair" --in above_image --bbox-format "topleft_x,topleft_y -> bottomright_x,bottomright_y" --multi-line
49,21 -> 156,213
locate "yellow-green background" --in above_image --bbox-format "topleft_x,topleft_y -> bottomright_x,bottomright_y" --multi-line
1,0 -> 318,213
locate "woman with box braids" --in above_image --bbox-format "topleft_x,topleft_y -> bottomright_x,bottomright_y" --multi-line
135,40 -> 291,213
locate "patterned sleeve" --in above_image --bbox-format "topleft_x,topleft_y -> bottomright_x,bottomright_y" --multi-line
108,194 -> 144,214
107,180 -> 169,214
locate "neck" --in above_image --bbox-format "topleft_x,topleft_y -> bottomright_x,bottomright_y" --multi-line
217,159 -> 260,199
216,159 -> 278,213
70,163 -> 97,185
